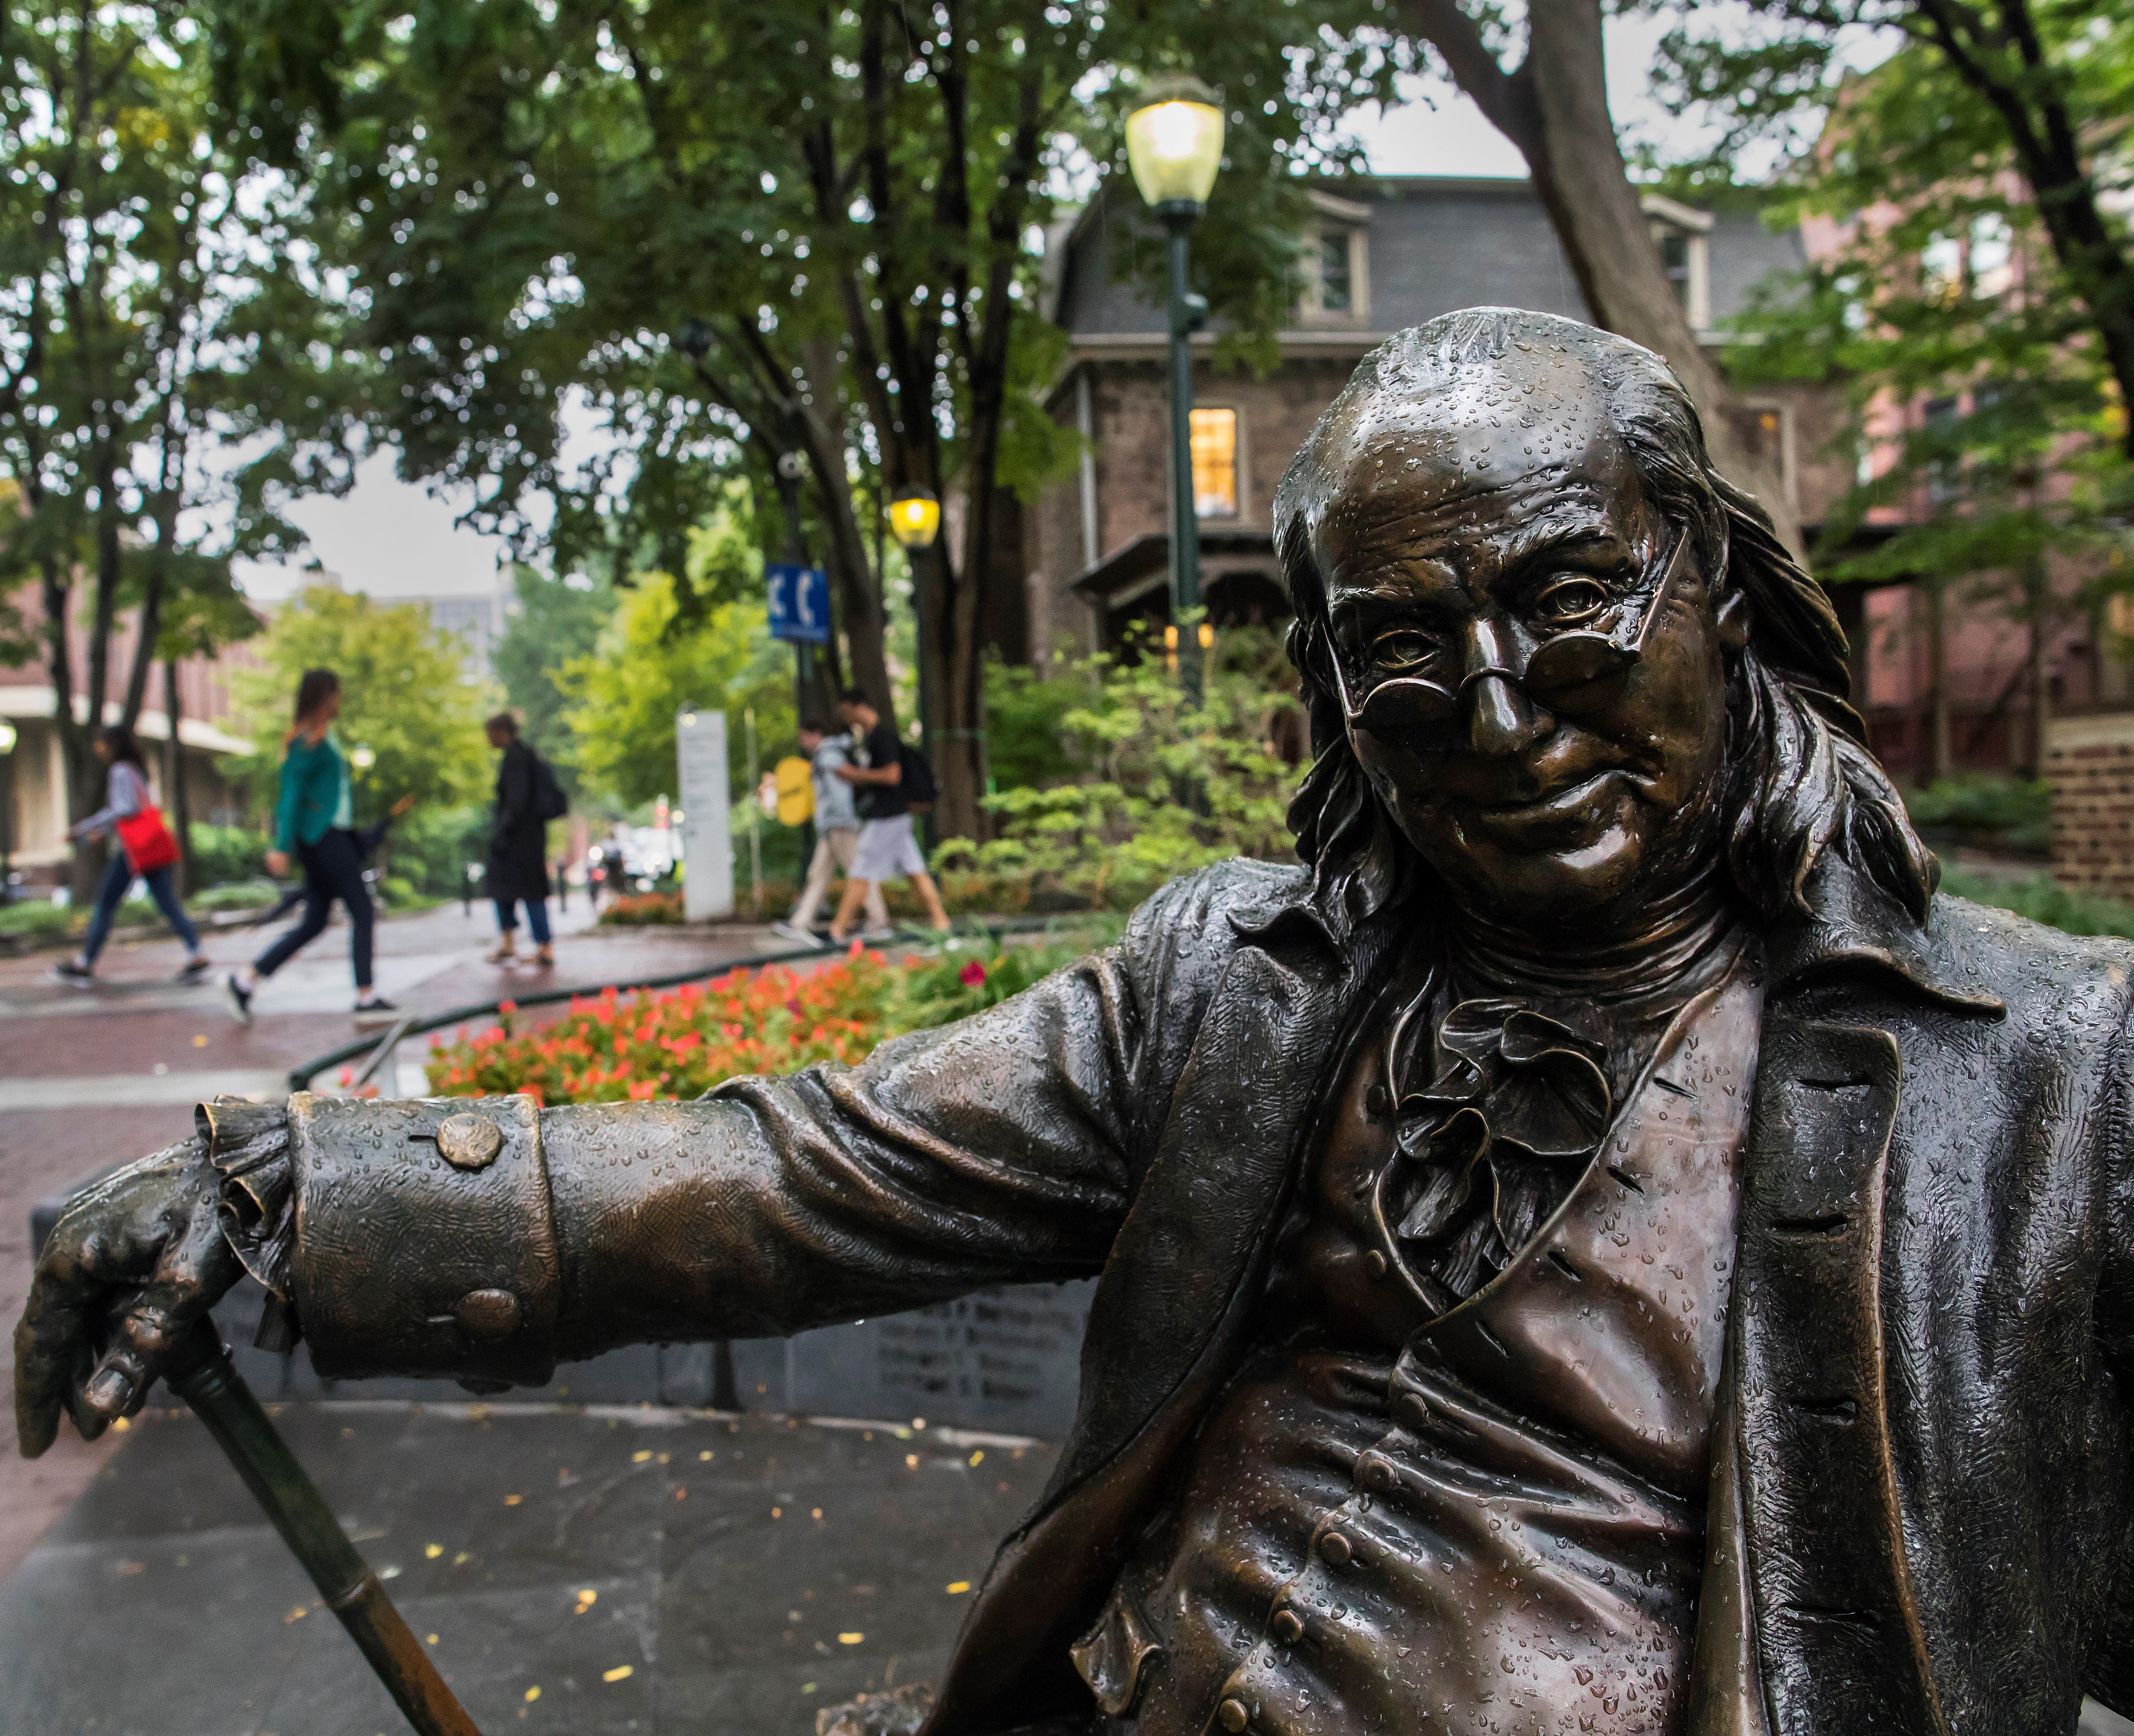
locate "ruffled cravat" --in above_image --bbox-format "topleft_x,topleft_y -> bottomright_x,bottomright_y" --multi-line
1375,997 -> 1613,1311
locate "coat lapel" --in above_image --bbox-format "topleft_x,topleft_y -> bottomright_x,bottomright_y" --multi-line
1730,1008 -> 1948,1736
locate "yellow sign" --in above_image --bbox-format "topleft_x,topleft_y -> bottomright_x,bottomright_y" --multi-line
773,755 -> 814,827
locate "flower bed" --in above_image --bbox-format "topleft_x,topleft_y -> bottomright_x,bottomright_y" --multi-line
423,933 -> 1106,1105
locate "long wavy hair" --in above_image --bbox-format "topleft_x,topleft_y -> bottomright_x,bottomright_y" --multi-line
1275,307 -> 1936,937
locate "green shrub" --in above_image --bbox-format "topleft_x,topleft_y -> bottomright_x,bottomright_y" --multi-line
938,633 -> 1305,911
984,654 -> 1085,791
188,823 -> 270,886
0,901 -> 76,940
1939,867 -> 2134,939
384,804 -> 491,898
380,875 -> 417,907
1904,776 -> 2051,856
193,879 -> 280,912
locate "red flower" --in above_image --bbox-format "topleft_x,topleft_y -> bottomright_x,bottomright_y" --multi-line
960,959 -> 986,987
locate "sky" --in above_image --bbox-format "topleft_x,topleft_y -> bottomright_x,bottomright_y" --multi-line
228,11 -> 1734,607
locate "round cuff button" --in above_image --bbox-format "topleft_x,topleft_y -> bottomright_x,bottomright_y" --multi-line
1218,1698 -> 1249,1733
436,1114 -> 504,1171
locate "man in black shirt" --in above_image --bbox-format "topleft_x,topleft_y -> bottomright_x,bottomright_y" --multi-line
828,688 -> 949,940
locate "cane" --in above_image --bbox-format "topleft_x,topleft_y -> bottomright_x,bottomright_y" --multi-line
163,1318 -> 484,1736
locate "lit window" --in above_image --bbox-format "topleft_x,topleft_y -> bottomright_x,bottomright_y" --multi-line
1190,408 -> 1238,518
1318,232 -> 1352,313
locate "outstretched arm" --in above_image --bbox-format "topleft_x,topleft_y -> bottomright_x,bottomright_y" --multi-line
17,880 -> 1225,1448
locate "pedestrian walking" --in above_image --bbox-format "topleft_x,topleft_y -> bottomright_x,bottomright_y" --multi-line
826,689 -> 950,944
483,713 -> 565,966
224,668 -> 396,1025
53,725 -> 209,984
771,718 -> 887,945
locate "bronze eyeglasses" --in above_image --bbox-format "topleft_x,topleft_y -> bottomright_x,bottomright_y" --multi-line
1328,532 -> 1695,745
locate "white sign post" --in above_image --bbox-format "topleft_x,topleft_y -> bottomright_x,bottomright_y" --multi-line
676,708 -> 733,922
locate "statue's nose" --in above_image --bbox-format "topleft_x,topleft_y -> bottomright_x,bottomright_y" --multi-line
1461,616 -> 1548,758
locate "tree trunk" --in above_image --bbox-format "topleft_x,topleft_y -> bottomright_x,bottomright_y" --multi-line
1925,577 -> 1951,782
40,563 -> 101,902
795,336 -> 894,727
2024,554 -> 2051,778
164,658 -> 192,896
1394,0 -> 1804,557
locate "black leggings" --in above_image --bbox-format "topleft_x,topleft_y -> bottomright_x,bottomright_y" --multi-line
253,828 -> 374,990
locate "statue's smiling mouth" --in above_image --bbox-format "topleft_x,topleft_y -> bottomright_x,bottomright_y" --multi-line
1471,769 -> 1623,822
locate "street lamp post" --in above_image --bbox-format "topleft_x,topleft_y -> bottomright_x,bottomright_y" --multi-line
886,486 -> 943,744
1126,74 -> 1225,701
0,718 -> 15,905
887,487 -> 944,846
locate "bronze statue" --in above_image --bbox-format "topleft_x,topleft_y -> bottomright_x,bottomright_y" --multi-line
18,307 -> 2132,1736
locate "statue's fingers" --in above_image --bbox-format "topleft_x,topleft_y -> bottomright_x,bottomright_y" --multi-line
13,1264 -> 97,1457
80,1240 -> 226,1426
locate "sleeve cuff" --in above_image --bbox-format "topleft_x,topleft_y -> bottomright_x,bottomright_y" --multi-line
287,1092 -> 562,1387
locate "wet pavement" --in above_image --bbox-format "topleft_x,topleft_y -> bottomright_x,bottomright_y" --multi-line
0,899 -> 789,1584
0,1400 -> 1047,1736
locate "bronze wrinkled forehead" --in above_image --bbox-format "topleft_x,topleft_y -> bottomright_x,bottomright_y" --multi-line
1276,310 -> 1687,589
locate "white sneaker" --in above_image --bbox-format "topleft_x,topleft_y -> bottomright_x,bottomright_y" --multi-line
769,920 -> 823,947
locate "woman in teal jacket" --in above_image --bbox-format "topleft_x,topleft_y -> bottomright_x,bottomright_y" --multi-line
225,668 -> 396,1024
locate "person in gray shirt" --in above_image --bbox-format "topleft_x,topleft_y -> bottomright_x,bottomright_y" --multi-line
772,718 -> 887,943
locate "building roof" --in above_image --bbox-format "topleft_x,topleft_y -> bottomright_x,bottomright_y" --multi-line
1048,175 -> 1805,347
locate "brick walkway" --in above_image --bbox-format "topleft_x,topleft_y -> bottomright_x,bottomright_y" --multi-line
0,900 -> 785,1583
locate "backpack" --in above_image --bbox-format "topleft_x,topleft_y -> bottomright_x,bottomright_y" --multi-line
532,752 -> 569,822
898,741 -> 937,812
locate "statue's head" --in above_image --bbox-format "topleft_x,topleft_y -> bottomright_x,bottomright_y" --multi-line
1275,307 -> 1934,939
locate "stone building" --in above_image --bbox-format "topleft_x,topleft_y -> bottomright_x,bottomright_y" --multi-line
0,587 -> 257,889
1022,176 -> 1822,663
1017,174 -> 2123,797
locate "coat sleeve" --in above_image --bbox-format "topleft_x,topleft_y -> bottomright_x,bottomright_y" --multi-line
272,746 -> 305,852
286,871 -> 1245,1383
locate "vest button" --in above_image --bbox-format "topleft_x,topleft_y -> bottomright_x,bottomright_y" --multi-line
1319,1530 -> 1352,1567
1271,1609 -> 1304,1644
1363,1249 -> 1388,1279
1358,1454 -> 1396,1493
1364,1084 -> 1392,1119
1219,1698 -> 1250,1733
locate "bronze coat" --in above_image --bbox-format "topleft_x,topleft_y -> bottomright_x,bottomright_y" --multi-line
288,857 -> 2134,1736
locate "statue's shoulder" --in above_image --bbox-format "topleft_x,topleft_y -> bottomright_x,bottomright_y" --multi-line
1929,889 -> 2134,1033
1127,857 -> 1310,940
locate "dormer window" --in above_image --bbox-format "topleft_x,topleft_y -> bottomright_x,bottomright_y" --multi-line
1317,232 -> 1353,313
1640,194 -> 1713,332
1301,190 -> 1371,324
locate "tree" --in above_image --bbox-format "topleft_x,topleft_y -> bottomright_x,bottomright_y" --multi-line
1663,4 -> 2133,774
1386,0 -> 1803,549
560,569 -> 795,815
229,586 -> 493,820
1655,0 -> 2134,458
151,565 -> 263,892
0,2 -> 357,892
493,565 -> 617,795
257,0 -> 1400,839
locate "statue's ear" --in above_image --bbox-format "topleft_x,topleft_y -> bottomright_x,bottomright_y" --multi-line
1716,587 -> 1753,650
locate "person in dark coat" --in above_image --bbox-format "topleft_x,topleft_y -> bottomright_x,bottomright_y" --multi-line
26,310 -> 2134,1736
483,712 -> 553,967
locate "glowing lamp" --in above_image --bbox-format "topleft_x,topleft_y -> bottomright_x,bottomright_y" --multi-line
1125,76 -> 1225,211
888,489 -> 942,550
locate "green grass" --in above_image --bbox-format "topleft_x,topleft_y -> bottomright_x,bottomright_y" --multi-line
1938,866 -> 2134,940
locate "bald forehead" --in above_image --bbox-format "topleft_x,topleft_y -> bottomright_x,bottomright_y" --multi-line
1306,349 -> 1623,540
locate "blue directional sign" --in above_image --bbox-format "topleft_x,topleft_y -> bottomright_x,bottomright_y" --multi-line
766,563 -> 830,645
